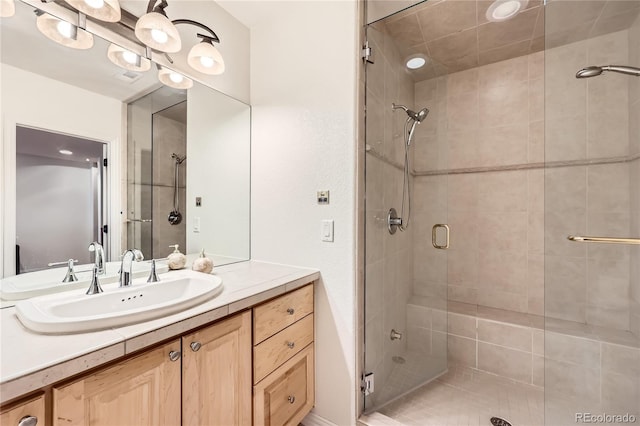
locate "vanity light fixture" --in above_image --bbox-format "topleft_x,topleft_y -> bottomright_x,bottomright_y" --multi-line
158,66 -> 193,89
0,0 -> 15,18
175,20 -> 225,75
64,0 -> 121,22
486,0 -> 529,22
35,11 -> 94,50
107,43 -> 151,72
134,0 -> 181,53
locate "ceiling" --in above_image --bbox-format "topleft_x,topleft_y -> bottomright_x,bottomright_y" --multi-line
0,0 -> 161,101
377,0 -> 640,81
16,126 -> 105,163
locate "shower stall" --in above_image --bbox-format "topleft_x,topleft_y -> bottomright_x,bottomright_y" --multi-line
362,0 -> 640,424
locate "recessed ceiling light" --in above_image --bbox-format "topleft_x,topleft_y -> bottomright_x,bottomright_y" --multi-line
406,55 -> 428,70
486,0 -> 528,22
59,149 -> 73,155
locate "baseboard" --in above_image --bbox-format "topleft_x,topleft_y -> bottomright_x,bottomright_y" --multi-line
302,411 -> 339,426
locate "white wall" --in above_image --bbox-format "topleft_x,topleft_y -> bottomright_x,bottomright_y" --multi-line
0,64 -> 123,277
222,1 -> 359,424
186,84 -> 250,259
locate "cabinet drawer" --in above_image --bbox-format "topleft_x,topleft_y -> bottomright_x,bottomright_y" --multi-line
254,314 -> 313,384
1,394 -> 45,426
253,344 -> 314,426
253,285 -> 313,344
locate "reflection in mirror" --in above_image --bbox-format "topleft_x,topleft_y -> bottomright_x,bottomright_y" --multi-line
16,126 -> 107,273
0,0 -> 251,305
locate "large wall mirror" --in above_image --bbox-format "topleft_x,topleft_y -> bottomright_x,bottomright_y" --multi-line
0,0 -> 250,301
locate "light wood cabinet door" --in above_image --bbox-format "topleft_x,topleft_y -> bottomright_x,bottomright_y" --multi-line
0,394 -> 45,426
182,311 -> 252,426
254,344 -> 314,426
53,340 -> 181,426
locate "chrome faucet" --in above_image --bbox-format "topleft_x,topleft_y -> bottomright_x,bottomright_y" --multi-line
88,242 -> 105,275
119,249 -> 144,287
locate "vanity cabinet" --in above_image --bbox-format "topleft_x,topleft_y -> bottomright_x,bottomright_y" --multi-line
0,394 -> 45,426
52,311 -> 251,426
53,339 -> 182,426
253,284 -> 315,425
182,311 -> 251,425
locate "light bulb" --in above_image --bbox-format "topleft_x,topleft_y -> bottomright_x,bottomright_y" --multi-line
56,21 -> 73,38
122,50 -> 138,64
169,73 -> 183,83
199,56 -> 215,68
59,149 -> 73,155
492,1 -> 520,19
84,0 -> 104,8
151,28 -> 168,44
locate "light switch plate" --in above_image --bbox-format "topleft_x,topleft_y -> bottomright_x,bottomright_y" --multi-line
321,219 -> 334,242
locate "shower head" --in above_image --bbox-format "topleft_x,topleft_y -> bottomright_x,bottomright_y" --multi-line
576,65 -> 640,78
392,103 -> 430,122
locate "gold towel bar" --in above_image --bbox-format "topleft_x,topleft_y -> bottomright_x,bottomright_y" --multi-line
567,235 -> 640,245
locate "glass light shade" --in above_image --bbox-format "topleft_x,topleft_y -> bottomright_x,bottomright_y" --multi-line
0,0 -> 15,18
64,0 -> 121,22
135,12 -> 181,53
107,43 -> 151,72
36,14 -> 94,50
158,67 -> 193,89
187,41 -> 225,75
486,0 -> 528,22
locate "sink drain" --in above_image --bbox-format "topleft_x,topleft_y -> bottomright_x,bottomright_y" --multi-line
490,417 -> 513,426
392,356 -> 406,364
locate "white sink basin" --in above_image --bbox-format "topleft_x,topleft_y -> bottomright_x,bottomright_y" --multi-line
15,270 -> 223,334
0,261 -> 169,302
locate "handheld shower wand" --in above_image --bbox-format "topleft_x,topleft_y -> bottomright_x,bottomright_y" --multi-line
387,103 -> 430,234
576,65 -> 640,78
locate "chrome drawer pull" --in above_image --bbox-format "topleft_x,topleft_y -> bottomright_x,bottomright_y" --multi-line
287,308 -> 295,315
18,416 -> 38,426
287,395 -> 295,404
286,341 -> 295,349
190,342 -> 202,352
169,350 -> 181,361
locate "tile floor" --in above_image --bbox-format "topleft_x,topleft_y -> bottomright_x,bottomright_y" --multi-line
378,364 -> 544,426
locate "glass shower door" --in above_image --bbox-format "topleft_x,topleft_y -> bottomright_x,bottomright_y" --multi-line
363,14 -> 449,413
544,1 -> 640,423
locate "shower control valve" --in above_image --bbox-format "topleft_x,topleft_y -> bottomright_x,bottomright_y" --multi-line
390,329 -> 403,341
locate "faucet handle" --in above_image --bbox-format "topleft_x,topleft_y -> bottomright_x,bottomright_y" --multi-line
47,259 -> 79,283
86,266 -> 104,295
147,259 -> 160,283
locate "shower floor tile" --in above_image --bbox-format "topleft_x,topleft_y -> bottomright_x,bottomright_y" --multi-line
379,364 -> 544,426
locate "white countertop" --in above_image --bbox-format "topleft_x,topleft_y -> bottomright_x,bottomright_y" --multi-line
0,260 -> 319,404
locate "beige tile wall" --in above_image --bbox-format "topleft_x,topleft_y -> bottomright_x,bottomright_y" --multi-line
151,114 -> 186,258
545,30 -> 631,329
413,29 -> 634,328
413,52 -> 545,315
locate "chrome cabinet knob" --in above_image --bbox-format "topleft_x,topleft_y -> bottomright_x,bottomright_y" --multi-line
287,308 -> 295,315
169,350 -> 181,362
286,341 -> 295,349
190,342 -> 202,352
287,395 -> 295,404
18,416 -> 38,426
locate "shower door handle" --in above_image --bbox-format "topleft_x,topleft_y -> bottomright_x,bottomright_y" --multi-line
432,224 -> 450,249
